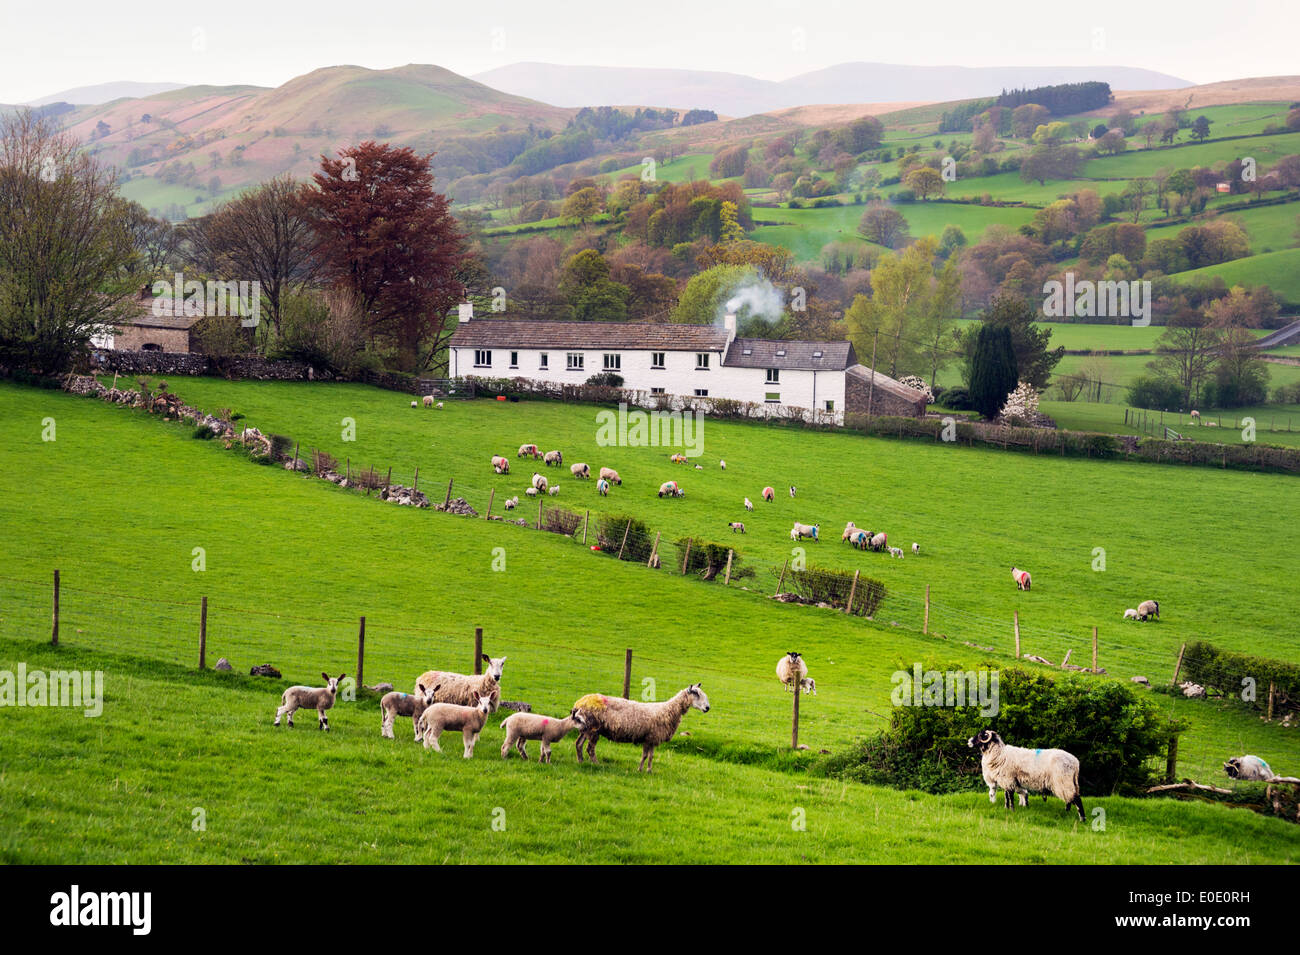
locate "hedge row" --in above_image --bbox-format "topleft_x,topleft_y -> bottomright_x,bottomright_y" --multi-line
1182,640 -> 1300,712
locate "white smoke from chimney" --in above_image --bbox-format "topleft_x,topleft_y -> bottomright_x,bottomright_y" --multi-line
719,275 -> 785,331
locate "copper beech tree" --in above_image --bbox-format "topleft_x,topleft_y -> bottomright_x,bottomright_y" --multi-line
301,141 -> 467,372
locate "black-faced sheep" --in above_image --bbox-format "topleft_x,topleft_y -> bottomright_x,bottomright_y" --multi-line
571,684 -> 710,772
419,692 -> 494,757
275,673 -> 345,730
1011,566 -> 1031,591
518,444 -> 541,459
597,478 -> 610,496
761,486 -> 774,502
491,455 -> 510,474
422,395 -> 434,408
500,710 -> 588,763
790,522 -> 819,541
658,480 -> 684,498
1224,755 -> 1274,781
776,651 -> 806,692
570,462 -> 590,479
544,450 -> 563,467
599,467 -> 621,485
728,521 -> 745,533
416,655 -> 506,712
868,531 -> 887,552
1136,599 -> 1159,621
531,472 -> 548,493
967,729 -> 1084,821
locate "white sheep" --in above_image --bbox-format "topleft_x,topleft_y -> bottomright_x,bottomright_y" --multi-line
380,682 -> 439,740
868,531 -> 887,552
543,450 -> 563,467
1123,608 -> 1140,621
416,655 -> 506,712
436,401 -> 444,409
967,729 -> 1084,821
790,522 -> 819,541
503,495 -> 519,510
571,684 -> 710,771
744,497 -> 753,511
1136,599 -> 1159,621
524,486 -> 538,497
728,521 -> 745,533
761,486 -> 775,502
491,455 -> 510,474
596,478 -> 610,496
1224,755 -> 1274,781
500,710 -> 588,763
1180,681 -> 1206,698
419,692 -> 494,757
911,542 -> 919,556
776,651 -> 807,692
599,467 -> 621,485
274,672 -> 345,730
841,521 -> 857,541
422,395 -> 434,408
570,462 -> 590,479
789,485 -> 796,498
798,677 -> 817,695
1011,566 -> 1031,591
888,546 -> 904,559
531,472 -> 548,493
719,460 -> 726,470
410,400 -> 417,408
548,484 -> 560,496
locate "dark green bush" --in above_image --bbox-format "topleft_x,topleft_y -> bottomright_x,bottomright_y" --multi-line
822,661 -> 1186,796
1126,375 -> 1184,411
595,513 -> 656,563
938,386 -> 972,410
673,537 -> 741,581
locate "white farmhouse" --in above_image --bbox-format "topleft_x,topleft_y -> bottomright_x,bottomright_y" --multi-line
447,311 -> 927,422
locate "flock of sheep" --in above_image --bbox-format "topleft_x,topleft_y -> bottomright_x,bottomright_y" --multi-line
274,653 -> 710,772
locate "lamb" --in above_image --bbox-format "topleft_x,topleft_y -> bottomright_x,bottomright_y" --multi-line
911,542 -> 919,556
719,460 -> 726,470
548,484 -> 560,496
1136,599 -> 1159,621
1011,566 -> 1031,591
500,710 -> 588,763
531,472 -> 548,493
422,395 -> 434,408
694,465 -> 703,471
380,682 -> 439,740
841,521 -> 857,541
599,467 -> 622,485
571,684 -> 710,771
761,486 -> 775,502
274,672 -> 345,730
868,531 -> 887,552
789,486 -> 796,498
670,453 -> 687,464
658,480 -> 684,498
744,497 -> 754,511
570,462 -> 590,479
436,401 -> 444,409
1180,681 -> 1206,698
491,455 -> 510,474
419,692 -> 494,757
776,651 -> 807,692
543,450 -> 563,467
1224,755 -> 1274,782
888,546 -> 904,559
798,677 -> 817,695
596,478 -> 610,496
790,522 -> 819,541
416,655 -> 506,712
1123,608 -> 1140,621
524,487 -> 538,497
728,521 -> 745,533
503,496 -> 519,510
410,400 -> 417,408
518,444 -> 541,459
1205,420 -> 1218,428
967,728 -> 1084,822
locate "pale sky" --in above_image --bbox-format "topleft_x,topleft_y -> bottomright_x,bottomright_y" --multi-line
2,0 -> 1297,104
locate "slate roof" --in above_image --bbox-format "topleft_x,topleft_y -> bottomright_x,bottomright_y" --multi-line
724,338 -> 855,371
845,364 -> 929,402
449,319 -> 730,351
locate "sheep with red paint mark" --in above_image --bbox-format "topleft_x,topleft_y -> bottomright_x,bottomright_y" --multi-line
500,710 -> 588,763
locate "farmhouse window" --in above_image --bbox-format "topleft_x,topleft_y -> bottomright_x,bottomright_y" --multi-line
474,349 -> 492,368
539,352 -> 548,369
603,353 -> 621,371
694,389 -> 709,397
825,400 -> 835,412
696,353 -> 709,370
509,351 -> 519,369
766,368 -> 780,383
765,392 -> 780,403
651,352 -> 665,369
651,387 -> 666,395
567,352 -> 584,371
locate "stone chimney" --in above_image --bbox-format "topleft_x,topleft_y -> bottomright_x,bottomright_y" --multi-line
723,311 -> 737,345
458,302 -> 473,323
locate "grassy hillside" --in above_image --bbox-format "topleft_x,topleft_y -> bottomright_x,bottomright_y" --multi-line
1175,248 -> 1300,303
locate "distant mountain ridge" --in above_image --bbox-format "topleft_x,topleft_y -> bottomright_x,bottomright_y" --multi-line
473,61 -> 1195,117
25,81 -> 187,106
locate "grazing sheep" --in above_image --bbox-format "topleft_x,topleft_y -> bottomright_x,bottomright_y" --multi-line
274,672 -> 345,730
416,655 -> 506,712
719,460 -> 726,470
841,521 -> 857,541
419,692 -> 494,757
848,528 -> 869,550
912,542 -> 919,556
658,480 -> 684,498
570,462 -> 590,479
503,496 -> 519,510
500,710 -> 588,763
670,453 -> 687,464
790,522 -> 819,541
728,521 -> 745,533
789,486 -> 796,498
410,400 -> 418,408
744,497 -> 754,511
549,484 -> 561,496
967,729 -> 1085,822
380,682 -> 439,741
1190,409 -> 1200,421
422,395 -> 434,408
776,651 -> 807,692
491,455 -> 510,475
518,444 -> 541,459
599,467 -> 621,485
531,472 -> 549,493
524,487 -> 538,497
436,402 -> 444,409
1123,608 -> 1140,621
761,486 -> 775,502
799,677 -> 817,695
543,450 -> 563,467
1136,599 -> 1159,621
694,464 -> 703,471
572,684 -> 710,771
596,478 -> 610,496
888,546 -> 904,559
868,531 -> 887,552
1011,566 -> 1031,591
1224,755 -> 1274,781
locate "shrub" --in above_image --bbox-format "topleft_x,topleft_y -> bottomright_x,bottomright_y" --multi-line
1126,375 -> 1184,411
1182,641 -> 1300,714
938,386 -> 972,410
585,371 -> 624,387
673,538 -> 741,581
541,504 -> 584,536
595,513 -> 656,563
782,564 -> 885,617
821,661 -> 1186,796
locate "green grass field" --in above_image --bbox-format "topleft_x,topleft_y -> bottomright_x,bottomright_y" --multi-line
1,378 -> 1298,863
1174,248 -> 1300,303
1143,201 -> 1300,255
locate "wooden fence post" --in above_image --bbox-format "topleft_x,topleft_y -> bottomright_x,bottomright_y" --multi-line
413,467 -> 419,493
1060,649 -> 1072,668
1171,643 -> 1187,686
775,559 -> 789,596
537,496 -> 543,530
1165,735 -> 1179,783
647,532 -> 660,568
444,478 -> 454,509
474,627 -> 483,675
582,510 -> 589,545
723,549 -> 734,586
1091,626 -> 1098,672
356,616 -> 366,688
198,596 -> 208,669
485,488 -> 494,519
923,584 -> 930,635
1013,610 -> 1021,659
292,442 -> 300,472
51,569 -> 59,646
346,457 -> 350,482
1267,682 -> 1276,722
384,466 -> 392,494
623,649 -> 632,700
681,540 -> 692,575
617,520 -> 631,560
846,569 -> 860,615
792,674 -> 801,749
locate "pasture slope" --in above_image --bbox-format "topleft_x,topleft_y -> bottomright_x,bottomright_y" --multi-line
0,379 -> 1297,864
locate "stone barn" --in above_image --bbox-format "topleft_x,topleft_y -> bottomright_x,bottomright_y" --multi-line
844,365 -> 929,418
